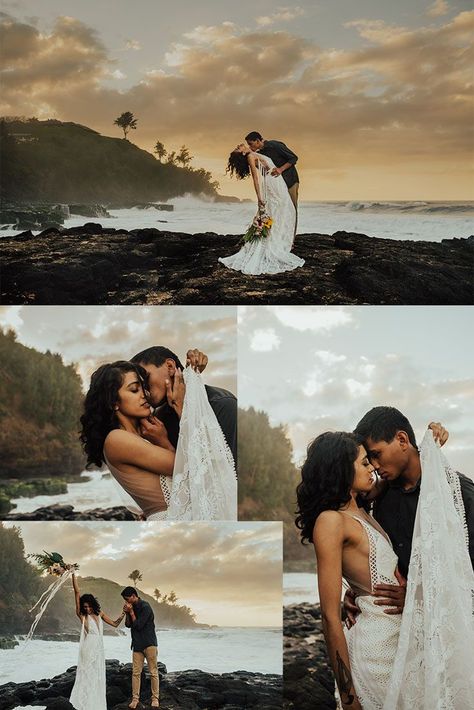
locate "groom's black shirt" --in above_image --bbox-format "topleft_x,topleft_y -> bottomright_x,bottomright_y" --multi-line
125,599 -> 157,652
156,385 -> 237,465
259,140 -> 299,189
373,472 -> 474,578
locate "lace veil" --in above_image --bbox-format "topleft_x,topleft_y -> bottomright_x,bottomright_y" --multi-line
166,367 -> 237,520
383,430 -> 474,709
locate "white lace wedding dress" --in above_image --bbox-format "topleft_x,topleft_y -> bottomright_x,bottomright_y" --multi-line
343,514 -> 402,709
383,431 -> 474,709
218,153 -> 305,275
69,614 -> 107,710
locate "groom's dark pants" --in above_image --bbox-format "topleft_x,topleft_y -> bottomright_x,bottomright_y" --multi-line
132,645 -> 159,701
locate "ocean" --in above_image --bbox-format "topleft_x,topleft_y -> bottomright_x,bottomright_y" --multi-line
1,626 -> 282,686
10,469 -> 125,513
1,198 -> 473,241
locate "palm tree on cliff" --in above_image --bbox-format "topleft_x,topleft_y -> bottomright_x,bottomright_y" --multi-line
154,141 -> 167,162
128,569 -> 142,588
168,590 -> 178,605
114,111 -> 138,140
176,145 -> 193,168
153,588 -> 162,603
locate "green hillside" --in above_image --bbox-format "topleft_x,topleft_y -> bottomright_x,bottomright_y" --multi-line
0,329 -> 85,512
0,118 -> 218,203
238,407 -> 314,572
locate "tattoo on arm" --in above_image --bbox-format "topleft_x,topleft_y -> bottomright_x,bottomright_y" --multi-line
336,651 -> 355,705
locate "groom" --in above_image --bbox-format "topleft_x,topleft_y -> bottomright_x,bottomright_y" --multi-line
346,406 -> 474,622
245,131 -> 300,210
122,586 -> 159,708
131,346 -> 237,463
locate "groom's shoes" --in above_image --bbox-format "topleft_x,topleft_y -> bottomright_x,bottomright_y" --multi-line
128,701 -> 139,709
151,701 -> 160,708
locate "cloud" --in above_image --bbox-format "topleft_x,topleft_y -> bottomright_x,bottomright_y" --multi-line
0,10 -> 472,197
256,6 -> 305,27
250,328 -> 281,352
0,305 -> 24,331
125,39 -> 141,51
427,0 -> 450,17
270,306 -> 354,332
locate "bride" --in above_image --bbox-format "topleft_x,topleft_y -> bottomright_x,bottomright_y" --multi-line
69,572 -> 125,710
80,360 -> 237,521
295,429 -> 473,709
218,144 -> 305,275
80,361 -> 176,521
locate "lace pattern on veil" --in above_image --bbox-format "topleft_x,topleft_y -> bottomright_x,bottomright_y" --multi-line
166,368 -> 237,520
383,430 -> 474,709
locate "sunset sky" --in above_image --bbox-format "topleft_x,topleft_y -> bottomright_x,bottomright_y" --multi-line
0,305 -> 237,393
1,0 -> 472,199
239,306 -> 474,475
6,521 -> 282,627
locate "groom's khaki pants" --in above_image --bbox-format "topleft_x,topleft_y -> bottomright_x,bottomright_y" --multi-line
132,646 -> 159,701
288,182 -> 299,239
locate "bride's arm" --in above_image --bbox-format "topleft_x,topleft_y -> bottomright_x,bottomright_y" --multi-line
72,573 -> 82,619
247,154 -> 265,207
105,429 -> 175,476
101,610 -> 126,628
314,512 -> 362,710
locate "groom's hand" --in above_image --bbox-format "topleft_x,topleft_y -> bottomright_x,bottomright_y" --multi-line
186,349 -> 208,373
166,367 -> 185,419
343,589 -> 360,628
270,167 -> 282,176
373,568 -> 407,614
428,421 -> 449,446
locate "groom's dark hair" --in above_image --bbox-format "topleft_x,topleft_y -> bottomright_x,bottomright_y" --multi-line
354,406 -> 417,448
245,131 -> 263,142
121,586 -> 138,598
131,346 -> 184,370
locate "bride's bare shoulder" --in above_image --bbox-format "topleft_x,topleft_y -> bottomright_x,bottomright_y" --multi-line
313,510 -> 345,540
104,429 -> 136,455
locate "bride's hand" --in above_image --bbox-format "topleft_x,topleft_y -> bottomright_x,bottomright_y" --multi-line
166,367 -> 186,419
186,348 -> 208,373
428,421 -> 449,446
140,416 -> 174,450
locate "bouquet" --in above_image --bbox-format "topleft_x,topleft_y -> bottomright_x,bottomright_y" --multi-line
242,205 -> 273,245
29,550 -> 79,576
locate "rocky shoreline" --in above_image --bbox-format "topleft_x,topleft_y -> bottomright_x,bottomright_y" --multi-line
3,503 -> 139,521
284,603 -> 336,710
1,225 -> 472,305
0,660 -> 282,710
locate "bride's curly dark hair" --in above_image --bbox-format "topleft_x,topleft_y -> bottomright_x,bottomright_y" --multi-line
80,360 -> 147,468
79,593 -> 101,615
226,150 -> 250,179
295,431 -> 362,544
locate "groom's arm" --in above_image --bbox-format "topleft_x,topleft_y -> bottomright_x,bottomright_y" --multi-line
458,473 -> 474,569
129,602 -> 154,631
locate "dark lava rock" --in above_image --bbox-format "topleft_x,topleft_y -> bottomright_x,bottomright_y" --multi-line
69,204 -> 111,218
0,659 -> 282,710
3,503 -> 139,521
284,603 -> 336,710
1,226 -> 471,305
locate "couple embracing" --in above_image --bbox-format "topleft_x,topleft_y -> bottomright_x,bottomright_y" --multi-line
80,345 -> 237,521
70,575 -> 158,709
296,406 -> 474,709
219,131 -> 305,275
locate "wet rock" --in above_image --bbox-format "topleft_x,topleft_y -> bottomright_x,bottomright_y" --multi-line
0,659 -> 282,710
69,204 -> 111,218
1,226 -> 471,305
284,603 -> 336,710
4,504 -> 138,521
